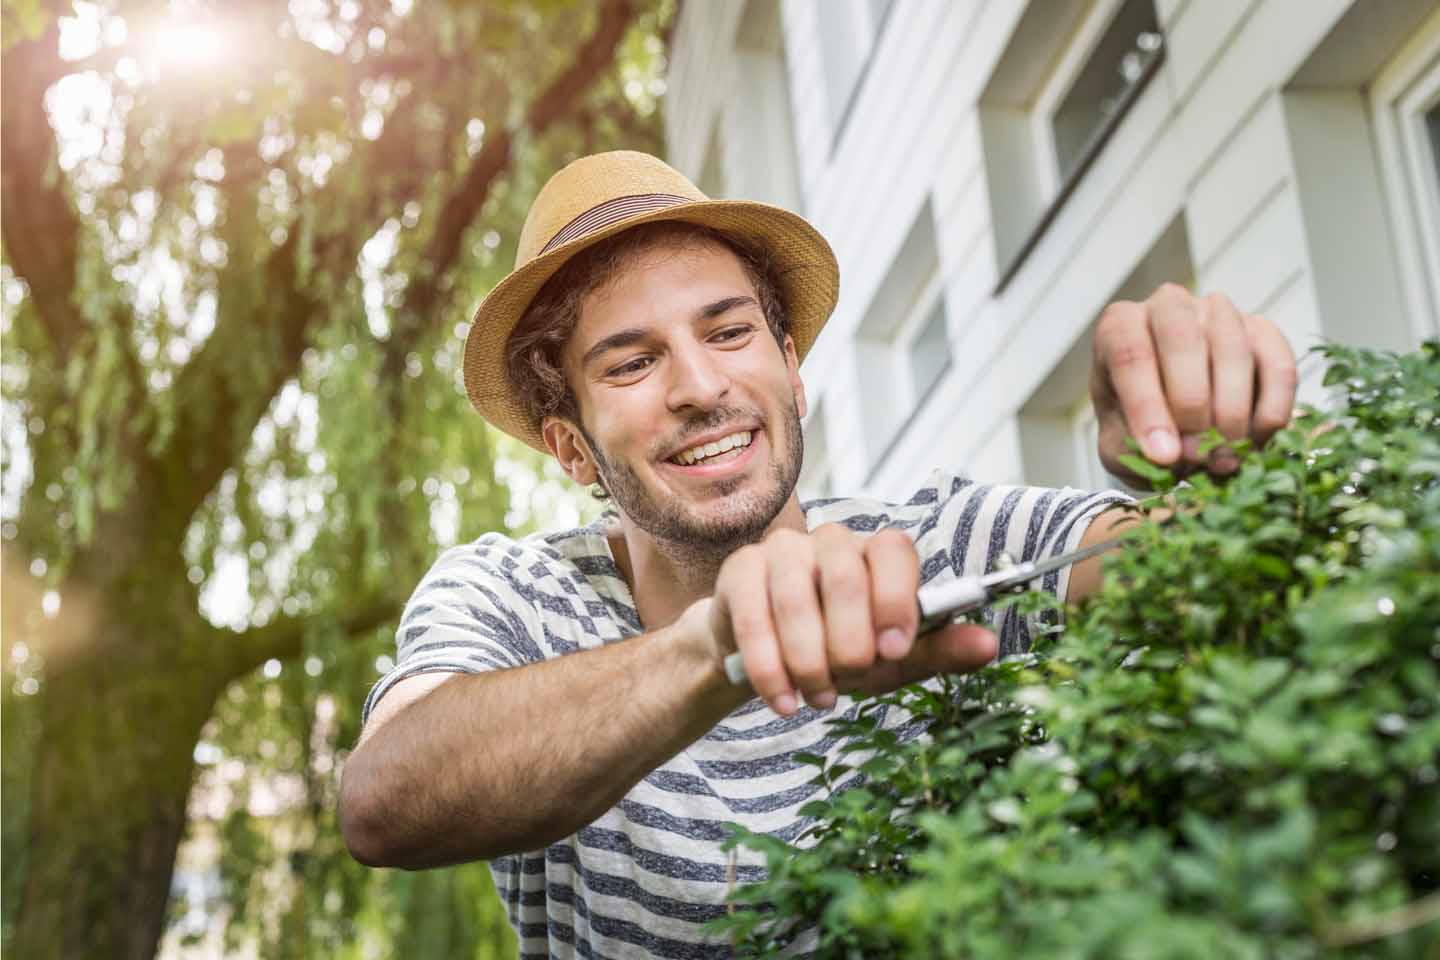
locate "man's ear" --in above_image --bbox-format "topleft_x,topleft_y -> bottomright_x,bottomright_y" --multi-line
541,417 -> 599,487
782,334 -> 807,420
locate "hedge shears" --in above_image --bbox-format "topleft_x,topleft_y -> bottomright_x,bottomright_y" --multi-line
722,534 -> 1130,687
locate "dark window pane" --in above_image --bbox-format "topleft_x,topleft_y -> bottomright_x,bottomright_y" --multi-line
908,301 -> 951,402
1052,0 -> 1163,183
1427,103 -> 1440,188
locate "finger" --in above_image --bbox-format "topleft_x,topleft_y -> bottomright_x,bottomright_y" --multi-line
862,528 -> 921,660
812,525 -> 876,682
1204,294 -> 1253,473
1094,300 -> 1180,464
1150,286 -> 1211,461
847,659 -> 904,697
765,531 -> 834,709
896,623 -> 998,684
717,547 -> 796,715
1243,313 -> 1298,449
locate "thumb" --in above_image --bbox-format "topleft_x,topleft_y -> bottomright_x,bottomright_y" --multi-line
697,595 -> 733,656
898,623 -> 998,682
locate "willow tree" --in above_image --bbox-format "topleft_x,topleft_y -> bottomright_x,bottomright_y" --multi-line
0,1 -> 669,956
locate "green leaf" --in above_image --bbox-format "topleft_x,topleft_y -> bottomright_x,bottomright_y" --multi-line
1250,554 -> 1289,580
1117,453 -> 1175,489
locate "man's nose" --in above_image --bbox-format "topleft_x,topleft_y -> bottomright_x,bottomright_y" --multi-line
665,340 -> 731,411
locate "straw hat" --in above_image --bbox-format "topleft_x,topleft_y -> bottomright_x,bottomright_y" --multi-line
463,150 -> 840,452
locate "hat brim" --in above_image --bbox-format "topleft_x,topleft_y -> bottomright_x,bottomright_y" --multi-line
463,198 -> 839,453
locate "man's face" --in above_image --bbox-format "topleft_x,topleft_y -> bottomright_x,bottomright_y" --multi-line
557,240 -> 806,554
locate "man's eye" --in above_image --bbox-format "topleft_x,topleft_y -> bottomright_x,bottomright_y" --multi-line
712,325 -> 754,342
608,357 -> 652,377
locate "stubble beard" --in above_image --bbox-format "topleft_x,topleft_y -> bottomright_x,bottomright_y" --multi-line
581,401 -> 805,570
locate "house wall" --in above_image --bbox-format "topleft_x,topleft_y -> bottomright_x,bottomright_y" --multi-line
665,0 -> 1440,499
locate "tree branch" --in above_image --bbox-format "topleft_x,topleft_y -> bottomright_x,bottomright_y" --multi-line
223,592 -> 405,681
0,26 -> 174,584
1321,890 -> 1440,947
0,23 -> 84,356
393,0 -> 636,339
154,89 -> 432,547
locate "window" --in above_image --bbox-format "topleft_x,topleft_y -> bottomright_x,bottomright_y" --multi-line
1281,0 -> 1438,350
1050,1 -> 1163,183
1427,102 -> 1440,182
1019,215 -> 1194,491
816,0 -> 892,144
979,0 -> 1167,292
854,203 -> 951,476
907,301 -> 950,405
1366,4 -> 1440,342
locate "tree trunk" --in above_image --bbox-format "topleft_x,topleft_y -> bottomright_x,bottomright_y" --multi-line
9,610 -> 220,959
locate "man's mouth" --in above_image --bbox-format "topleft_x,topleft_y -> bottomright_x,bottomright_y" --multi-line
667,430 -> 754,466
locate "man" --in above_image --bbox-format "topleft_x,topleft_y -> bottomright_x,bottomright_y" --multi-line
339,151 -> 1297,957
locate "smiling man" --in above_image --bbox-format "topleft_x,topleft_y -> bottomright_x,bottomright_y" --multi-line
339,151 -> 1297,958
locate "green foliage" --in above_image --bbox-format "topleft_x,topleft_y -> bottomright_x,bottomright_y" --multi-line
711,342 -> 1440,958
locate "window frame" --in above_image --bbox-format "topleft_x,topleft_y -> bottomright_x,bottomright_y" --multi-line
895,270 -> 950,407
990,0 -> 1168,294
817,0 -> 895,154
1369,14 -> 1440,342
861,269 -> 952,481
1027,0 -> 1130,199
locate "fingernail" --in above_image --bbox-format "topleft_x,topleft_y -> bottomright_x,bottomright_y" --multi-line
811,690 -> 837,710
1146,429 -> 1178,461
879,627 -> 910,659
1211,450 -> 1239,474
773,692 -> 797,716
1181,433 -> 1204,462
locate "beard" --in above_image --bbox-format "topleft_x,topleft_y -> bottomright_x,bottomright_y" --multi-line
580,400 -> 804,567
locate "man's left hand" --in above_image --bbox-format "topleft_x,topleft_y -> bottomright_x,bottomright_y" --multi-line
1090,283 -> 1297,486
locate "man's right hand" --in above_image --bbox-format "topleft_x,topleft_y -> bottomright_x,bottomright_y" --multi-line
700,523 -> 998,716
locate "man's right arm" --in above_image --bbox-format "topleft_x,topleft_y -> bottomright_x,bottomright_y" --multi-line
340,524 -> 999,870
338,600 -> 746,869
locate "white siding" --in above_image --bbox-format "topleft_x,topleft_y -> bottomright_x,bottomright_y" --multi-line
665,0 -> 1437,498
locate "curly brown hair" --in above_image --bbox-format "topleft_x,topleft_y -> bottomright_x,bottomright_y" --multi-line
504,221 -> 792,433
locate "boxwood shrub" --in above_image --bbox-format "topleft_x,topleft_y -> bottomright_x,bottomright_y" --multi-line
711,342 -> 1440,958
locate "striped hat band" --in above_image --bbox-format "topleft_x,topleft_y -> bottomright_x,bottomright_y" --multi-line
539,194 -> 691,256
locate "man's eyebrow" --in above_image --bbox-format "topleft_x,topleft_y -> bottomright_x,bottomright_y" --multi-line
698,295 -> 757,320
580,328 -> 650,369
579,297 -> 760,370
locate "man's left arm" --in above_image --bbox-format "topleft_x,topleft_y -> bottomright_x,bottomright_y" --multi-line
1065,284 -> 1298,605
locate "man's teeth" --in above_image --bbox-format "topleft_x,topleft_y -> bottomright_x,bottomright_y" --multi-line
672,431 -> 753,465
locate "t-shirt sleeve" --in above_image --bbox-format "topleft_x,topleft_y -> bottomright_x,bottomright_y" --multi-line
921,470 -> 1134,657
360,539 -> 545,727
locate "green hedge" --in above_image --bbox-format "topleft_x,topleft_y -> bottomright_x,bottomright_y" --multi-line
711,342 -> 1440,958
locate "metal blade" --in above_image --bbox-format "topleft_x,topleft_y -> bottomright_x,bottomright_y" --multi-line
973,533 -> 1131,597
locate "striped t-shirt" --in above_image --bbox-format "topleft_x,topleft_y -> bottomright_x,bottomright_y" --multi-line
362,471 -> 1130,958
